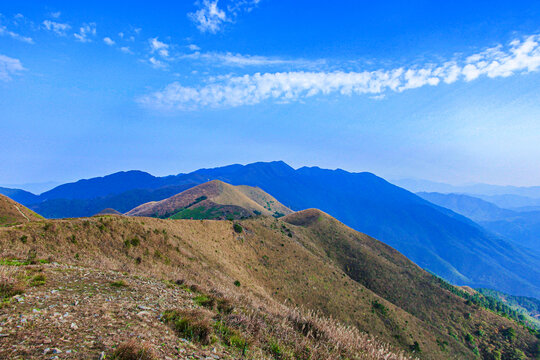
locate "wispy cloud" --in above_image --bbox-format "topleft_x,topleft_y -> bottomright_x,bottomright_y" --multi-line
185,51 -> 324,67
74,23 -> 96,42
189,0 -> 259,33
0,25 -> 33,43
103,37 -> 115,46
149,37 -> 169,57
0,54 -> 25,81
140,34 -> 540,110
49,11 -> 61,19
42,20 -> 71,36
120,46 -> 133,54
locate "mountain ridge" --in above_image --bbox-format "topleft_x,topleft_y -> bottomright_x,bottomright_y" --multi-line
2,161 -> 539,298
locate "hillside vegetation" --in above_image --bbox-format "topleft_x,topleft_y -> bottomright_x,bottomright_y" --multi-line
0,209 -> 538,358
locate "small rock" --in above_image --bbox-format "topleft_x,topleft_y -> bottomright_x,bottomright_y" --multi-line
52,348 -> 62,354
70,322 -> 78,330
43,348 -> 51,354
137,311 -> 151,317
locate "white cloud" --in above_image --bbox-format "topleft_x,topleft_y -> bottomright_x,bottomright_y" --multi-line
188,44 -> 201,51
0,54 -> 25,81
140,34 -> 540,110
149,57 -> 167,69
149,37 -> 169,57
42,20 -> 71,36
120,46 -> 132,54
0,25 -> 33,43
188,0 -> 228,33
103,37 -> 115,46
49,11 -> 61,19
74,23 -> 96,42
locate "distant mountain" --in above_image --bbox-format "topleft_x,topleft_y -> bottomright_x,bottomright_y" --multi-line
480,211 -> 540,253
0,194 -> 43,226
0,181 -> 60,194
7,161 -> 540,297
0,187 -> 39,205
37,170 -> 169,201
474,194 -> 540,210
394,178 -> 540,198
417,192 -> 515,222
127,180 -> 293,220
417,192 -> 540,252
26,184 -> 196,218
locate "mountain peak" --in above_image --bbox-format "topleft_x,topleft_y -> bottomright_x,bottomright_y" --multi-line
126,180 -> 293,220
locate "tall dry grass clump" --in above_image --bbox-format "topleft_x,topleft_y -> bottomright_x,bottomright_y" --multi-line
108,340 -> 156,360
0,266 -> 25,300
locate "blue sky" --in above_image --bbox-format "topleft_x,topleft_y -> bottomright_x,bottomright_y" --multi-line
1,1 -> 540,188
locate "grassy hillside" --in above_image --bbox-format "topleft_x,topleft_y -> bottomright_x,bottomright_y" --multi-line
126,180 -> 293,220
0,212 -> 538,359
0,194 -> 43,226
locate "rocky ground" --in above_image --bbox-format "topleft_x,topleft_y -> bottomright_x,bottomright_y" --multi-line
0,262 -> 238,359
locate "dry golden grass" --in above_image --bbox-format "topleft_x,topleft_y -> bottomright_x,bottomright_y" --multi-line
0,213 -> 537,359
109,340 -> 156,360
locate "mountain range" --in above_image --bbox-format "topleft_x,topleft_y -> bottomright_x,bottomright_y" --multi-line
418,192 -> 540,253
1,161 -> 539,299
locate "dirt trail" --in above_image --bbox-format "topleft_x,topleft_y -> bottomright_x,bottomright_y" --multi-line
13,205 -> 30,222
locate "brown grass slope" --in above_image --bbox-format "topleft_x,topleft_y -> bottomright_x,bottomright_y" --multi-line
0,216 -> 411,359
0,210 -> 537,358
125,180 -> 292,219
0,194 -> 43,226
284,209 -> 540,359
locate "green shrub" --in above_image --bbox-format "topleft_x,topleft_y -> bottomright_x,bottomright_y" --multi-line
194,294 -> 216,308
19,235 -> 27,244
267,339 -> 283,359
111,280 -> 127,288
233,223 -> 243,233
372,300 -> 389,316
30,274 -> 46,286
409,341 -> 421,353
162,309 -> 213,344
234,280 -> 241,287
464,333 -> 475,343
502,327 -> 516,341
130,237 -> 140,246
